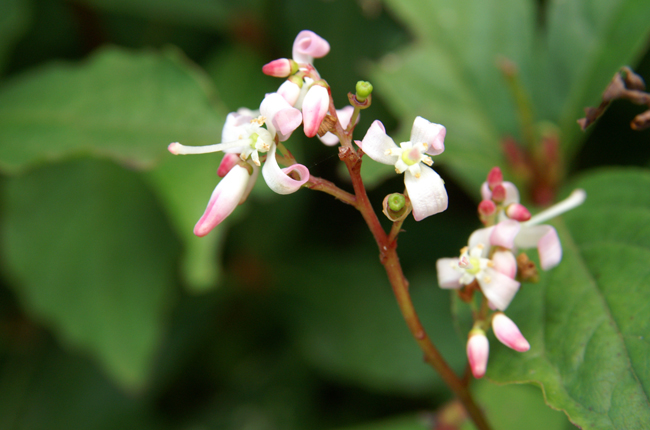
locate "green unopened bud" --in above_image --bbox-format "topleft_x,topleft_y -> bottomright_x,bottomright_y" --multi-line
355,81 -> 373,102
382,193 -> 410,222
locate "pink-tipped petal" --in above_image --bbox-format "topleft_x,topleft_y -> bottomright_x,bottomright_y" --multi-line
194,165 -> 251,237
357,120 -> 398,165
491,184 -> 506,203
302,85 -> 330,138
436,258 -> 463,289
467,332 -> 489,379
491,250 -> 517,279
222,111 -> 254,143
478,269 -> 520,311
404,167 -> 448,221
410,116 -> 446,155
292,30 -> 330,64
492,313 -> 530,352
480,182 -> 492,201
260,93 -> 302,141
262,144 -> 309,195
515,225 -> 562,270
217,153 -> 241,177
506,203 -> 531,221
319,106 -> 357,146
468,227 -> 494,253
262,58 -> 296,77
277,79 -> 301,106
490,220 -> 521,249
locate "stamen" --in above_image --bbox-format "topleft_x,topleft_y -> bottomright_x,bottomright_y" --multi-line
168,139 -> 251,155
250,116 -> 266,126
523,189 -> 586,226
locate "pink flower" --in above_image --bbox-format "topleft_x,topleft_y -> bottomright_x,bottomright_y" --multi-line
319,106 -> 359,146
357,117 -> 447,220
292,30 -> 330,64
301,83 -> 330,138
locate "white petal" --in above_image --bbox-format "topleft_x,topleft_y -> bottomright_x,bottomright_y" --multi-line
410,116 -> 446,156
491,250 -> 517,279
468,227 -> 494,253
302,85 -> 330,138
516,224 -> 561,270
318,106 -> 357,146
357,120 -> 398,165
260,93 -> 302,140
490,220 -> 521,249
262,144 -> 309,195
501,181 -> 520,206
436,258 -> 463,289
478,268 -> 520,311
222,111 -> 254,143
404,167 -> 448,221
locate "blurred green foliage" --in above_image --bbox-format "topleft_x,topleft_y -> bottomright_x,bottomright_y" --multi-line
0,0 -> 648,429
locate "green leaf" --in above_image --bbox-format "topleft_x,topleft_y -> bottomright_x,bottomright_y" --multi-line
279,251 -> 465,395
332,414 -> 431,430
0,46 -> 225,173
372,0 -> 650,193
1,158 -> 179,389
546,0 -> 650,152
487,168 -> 650,429
0,0 -> 31,74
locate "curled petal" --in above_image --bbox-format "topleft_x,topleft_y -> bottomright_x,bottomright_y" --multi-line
501,181 -> 520,206
436,258 -> 462,289
491,250 -> 517,279
292,30 -> 330,64
467,332 -> 489,379
410,116 -> 446,155
194,165 -> 251,237
492,313 -> 530,352
262,144 -> 309,195
302,85 -> 330,138
319,106 -> 357,146
515,225 -> 562,270
477,268 -> 520,311
404,167 -> 448,221
260,93 -> 302,141
217,153 -> 241,177
490,219 -> 521,249
357,120 -> 398,165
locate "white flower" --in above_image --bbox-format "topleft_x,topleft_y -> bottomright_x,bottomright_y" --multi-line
357,117 -> 447,220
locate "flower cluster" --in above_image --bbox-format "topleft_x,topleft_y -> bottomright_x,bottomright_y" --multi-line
437,167 -> 586,378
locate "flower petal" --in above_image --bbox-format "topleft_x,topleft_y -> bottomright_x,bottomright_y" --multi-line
490,219 -> 520,249
260,93 -> 302,141
491,249 -> 517,279
436,258 -> 463,289
194,165 -> 251,237
515,224 -> 562,270
277,79 -> 302,106
262,144 -> 309,195
222,111 -> 254,143
357,120 -> 398,165
302,85 -> 330,138
468,226 -> 494,253
501,181 -> 520,206
404,167 -> 448,221
478,268 -> 520,311
217,153 -> 240,177
409,116 -> 446,155
292,30 -> 330,64
492,313 -> 530,352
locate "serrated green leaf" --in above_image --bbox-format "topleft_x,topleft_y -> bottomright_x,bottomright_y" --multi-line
372,0 -> 650,193
0,46 -> 224,173
1,158 -> 178,389
487,168 -> 650,429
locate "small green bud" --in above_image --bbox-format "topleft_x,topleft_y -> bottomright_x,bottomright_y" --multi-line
388,193 -> 405,212
355,81 -> 373,102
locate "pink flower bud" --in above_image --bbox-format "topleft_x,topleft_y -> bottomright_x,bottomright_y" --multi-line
467,330 -> 489,379
217,153 -> 240,177
292,30 -> 330,64
302,84 -> 330,138
262,58 -> 298,78
505,203 -> 531,221
492,312 -> 530,352
491,184 -> 506,203
487,167 -> 503,189
478,199 -> 496,217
